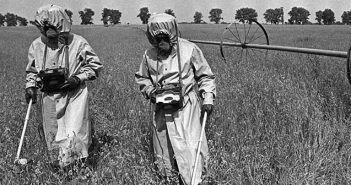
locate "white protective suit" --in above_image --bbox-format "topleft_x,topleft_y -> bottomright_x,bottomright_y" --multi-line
26,5 -> 102,167
135,14 -> 216,184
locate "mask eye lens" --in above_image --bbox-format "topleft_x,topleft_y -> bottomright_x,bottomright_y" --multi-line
44,25 -> 57,33
155,34 -> 170,43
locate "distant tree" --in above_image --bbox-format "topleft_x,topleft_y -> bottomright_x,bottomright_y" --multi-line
288,7 -> 310,24
109,9 -> 122,24
208,8 -> 223,24
65,9 -> 73,23
193,11 -> 203,24
280,7 -> 284,23
101,8 -> 122,26
78,8 -> 95,25
101,8 -> 110,26
341,11 -> 351,25
137,7 -> 151,24
5,13 -> 17,26
17,16 -> 28,26
263,8 -> 283,24
164,9 -> 175,17
0,13 -> 5,26
315,10 -> 323,24
235,7 -> 258,23
322,9 -> 335,25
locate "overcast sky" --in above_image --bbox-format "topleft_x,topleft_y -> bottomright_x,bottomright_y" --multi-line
0,0 -> 350,24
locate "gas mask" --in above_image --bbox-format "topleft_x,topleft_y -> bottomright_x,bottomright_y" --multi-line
42,24 -> 69,45
44,25 -> 59,40
155,33 -> 172,55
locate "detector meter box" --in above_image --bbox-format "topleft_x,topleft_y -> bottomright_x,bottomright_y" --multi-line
38,67 -> 68,92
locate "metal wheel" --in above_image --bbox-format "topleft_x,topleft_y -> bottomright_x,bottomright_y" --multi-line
220,19 -> 269,64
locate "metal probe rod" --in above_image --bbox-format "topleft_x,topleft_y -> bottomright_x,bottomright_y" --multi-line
189,39 -> 348,59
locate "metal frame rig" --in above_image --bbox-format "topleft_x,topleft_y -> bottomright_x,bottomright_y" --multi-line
187,20 -> 351,83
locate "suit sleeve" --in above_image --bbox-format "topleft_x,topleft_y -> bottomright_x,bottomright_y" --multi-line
75,39 -> 103,81
191,44 -> 216,104
135,51 -> 155,99
25,43 -> 39,89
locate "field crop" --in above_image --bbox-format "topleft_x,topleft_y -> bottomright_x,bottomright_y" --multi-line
1,24 -> 351,184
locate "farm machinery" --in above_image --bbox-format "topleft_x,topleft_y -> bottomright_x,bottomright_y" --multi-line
188,20 -> 351,83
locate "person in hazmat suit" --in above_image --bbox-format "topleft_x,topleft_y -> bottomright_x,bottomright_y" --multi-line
24,4 -> 103,169
135,13 -> 216,184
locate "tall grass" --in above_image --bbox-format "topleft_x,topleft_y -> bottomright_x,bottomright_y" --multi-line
0,24 -> 351,184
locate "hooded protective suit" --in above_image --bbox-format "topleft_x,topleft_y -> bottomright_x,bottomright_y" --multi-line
135,13 -> 216,184
26,4 -> 102,167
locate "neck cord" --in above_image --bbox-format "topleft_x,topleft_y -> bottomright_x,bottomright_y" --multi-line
41,39 -> 70,74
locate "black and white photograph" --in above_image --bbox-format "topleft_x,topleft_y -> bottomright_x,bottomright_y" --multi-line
1,0 -> 351,184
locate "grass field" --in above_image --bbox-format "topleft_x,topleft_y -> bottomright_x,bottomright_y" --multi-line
1,23 -> 351,184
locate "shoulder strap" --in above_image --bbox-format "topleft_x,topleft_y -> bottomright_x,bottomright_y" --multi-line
155,56 -> 160,91
41,41 -> 70,72
41,45 -> 48,70
174,20 -> 184,100
64,45 -> 69,71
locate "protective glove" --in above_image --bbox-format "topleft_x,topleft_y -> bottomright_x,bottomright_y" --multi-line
25,87 -> 37,104
201,92 -> 214,116
202,104 -> 214,116
59,76 -> 81,91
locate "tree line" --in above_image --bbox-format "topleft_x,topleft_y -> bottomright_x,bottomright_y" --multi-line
0,13 -> 28,26
1,6 -> 351,27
